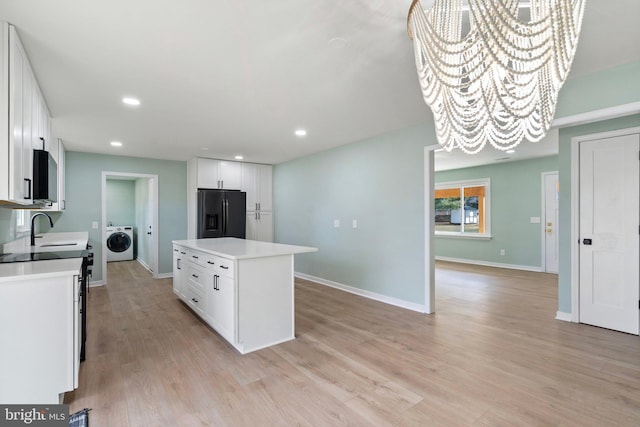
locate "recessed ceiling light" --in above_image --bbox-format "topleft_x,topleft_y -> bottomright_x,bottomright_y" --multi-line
234,155 -> 244,160
122,97 -> 140,106
110,141 -> 123,147
295,129 -> 307,137
506,149 -> 516,154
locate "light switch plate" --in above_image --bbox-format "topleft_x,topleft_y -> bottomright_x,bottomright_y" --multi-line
333,219 -> 340,228
92,221 -> 98,229
530,217 -> 541,223
352,219 -> 358,229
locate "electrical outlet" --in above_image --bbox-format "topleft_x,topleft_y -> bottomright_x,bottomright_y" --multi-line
333,219 -> 340,228
352,219 -> 358,229
500,249 -> 506,256
91,221 -> 98,230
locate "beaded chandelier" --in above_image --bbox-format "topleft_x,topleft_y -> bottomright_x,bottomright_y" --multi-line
407,0 -> 585,153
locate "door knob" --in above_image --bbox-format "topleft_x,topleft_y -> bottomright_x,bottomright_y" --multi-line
583,238 -> 592,245
546,228 -> 552,234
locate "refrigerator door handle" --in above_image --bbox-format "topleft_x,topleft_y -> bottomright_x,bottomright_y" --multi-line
224,199 -> 229,234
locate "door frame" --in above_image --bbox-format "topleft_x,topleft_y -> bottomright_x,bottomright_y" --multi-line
570,126 -> 640,322
101,171 -> 159,285
540,171 -> 559,273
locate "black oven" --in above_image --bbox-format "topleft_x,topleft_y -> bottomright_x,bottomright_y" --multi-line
79,248 -> 93,361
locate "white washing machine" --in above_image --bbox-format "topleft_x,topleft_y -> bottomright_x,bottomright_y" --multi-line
106,226 -> 134,262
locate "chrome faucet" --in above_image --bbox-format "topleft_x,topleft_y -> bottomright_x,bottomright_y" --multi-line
31,212 -> 54,246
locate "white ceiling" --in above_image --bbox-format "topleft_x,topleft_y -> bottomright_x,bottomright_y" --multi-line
1,0 -> 639,167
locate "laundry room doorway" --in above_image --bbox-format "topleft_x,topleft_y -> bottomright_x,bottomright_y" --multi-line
101,171 -> 159,285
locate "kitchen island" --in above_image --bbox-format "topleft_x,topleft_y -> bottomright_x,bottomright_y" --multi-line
172,237 -> 317,354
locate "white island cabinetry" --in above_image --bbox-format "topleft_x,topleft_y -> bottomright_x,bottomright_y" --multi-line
172,237 -> 317,354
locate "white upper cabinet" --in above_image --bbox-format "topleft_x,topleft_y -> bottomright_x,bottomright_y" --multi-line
196,158 -> 242,190
242,163 -> 273,242
1,23 -> 53,206
241,163 -> 272,212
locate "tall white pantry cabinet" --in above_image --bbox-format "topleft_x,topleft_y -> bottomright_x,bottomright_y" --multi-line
187,158 -> 273,242
0,23 -> 55,206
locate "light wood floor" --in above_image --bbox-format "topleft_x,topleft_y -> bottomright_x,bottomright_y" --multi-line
64,260 -> 640,426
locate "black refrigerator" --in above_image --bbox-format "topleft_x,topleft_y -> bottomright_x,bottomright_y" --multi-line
197,189 -> 247,239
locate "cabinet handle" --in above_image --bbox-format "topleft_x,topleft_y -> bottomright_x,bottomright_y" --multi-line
180,251 -> 186,255
207,261 -> 215,265
174,248 -> 178,252
192,298 -> 199,303
192,255 -> 199,259
258,202 -> 260,211
24,178 -> 31,199
258,212 -> 261,221
177,259 -> 181,270
192,274 -> 199,278
220,265 -> 229,270
221,180 -> 224,188
255,203 -> 258,211
62,200 -> 66,210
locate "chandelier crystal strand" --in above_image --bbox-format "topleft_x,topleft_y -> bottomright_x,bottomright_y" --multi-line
407,0 -> 585,154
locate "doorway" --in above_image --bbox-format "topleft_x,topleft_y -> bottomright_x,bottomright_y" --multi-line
571,128 -> 640,334
101,172 -> 159,286
541,171 -> 559,273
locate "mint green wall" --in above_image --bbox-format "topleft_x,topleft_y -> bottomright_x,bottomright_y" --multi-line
557,114 -> 640,313
50,152 -> 187,282
555,61 -> 640,118
435,156 -> 558,268
274,124 -> 434,305
106,180 -> 135,227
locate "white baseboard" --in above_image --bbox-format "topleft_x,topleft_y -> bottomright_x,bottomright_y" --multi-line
295,272 -> 428,313
555,311 -> 573,322
136,257 -> 151,272
89,280 -> 104,287
435,256 -> 543,272
157,272 -> 173,279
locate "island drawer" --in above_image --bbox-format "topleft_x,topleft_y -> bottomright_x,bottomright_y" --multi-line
187,249 -> 207,266
214,257 -> 235,278
184,283 -> 205,316
186,263 -> 209,294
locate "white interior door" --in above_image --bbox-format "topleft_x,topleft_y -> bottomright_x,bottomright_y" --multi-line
579,133 -> 639,335
543,172 -> 559,273
147,178 -> 155,273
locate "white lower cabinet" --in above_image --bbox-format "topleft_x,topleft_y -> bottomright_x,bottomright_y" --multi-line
185,263 -> 208,317
246,211 -> 273,242
174,245 -> 236,345
0,269 -> 81,403
207,272 -> 234,343
172,245 -> 186,298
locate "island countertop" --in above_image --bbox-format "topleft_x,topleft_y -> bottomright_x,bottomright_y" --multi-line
172,237 -> 317,260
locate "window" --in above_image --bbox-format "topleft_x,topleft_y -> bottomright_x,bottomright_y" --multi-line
16,210 -> 30,233
435,178 -> 491,238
